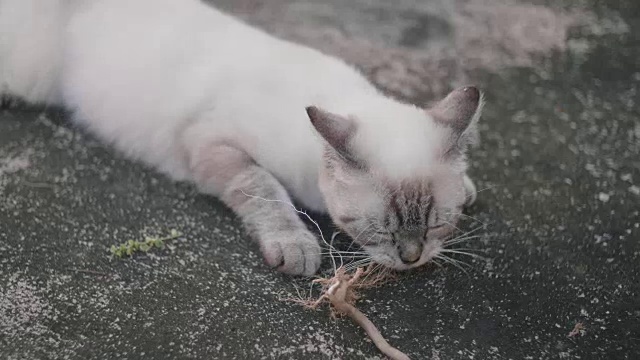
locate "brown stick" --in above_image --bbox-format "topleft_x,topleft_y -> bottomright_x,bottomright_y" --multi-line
326,268 -> 411,360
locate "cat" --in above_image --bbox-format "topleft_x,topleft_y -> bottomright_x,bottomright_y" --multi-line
0,0 -> 483,276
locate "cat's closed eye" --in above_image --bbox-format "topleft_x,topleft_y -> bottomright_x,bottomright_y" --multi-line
339,216 -> 357,224
375,231 -> 397,245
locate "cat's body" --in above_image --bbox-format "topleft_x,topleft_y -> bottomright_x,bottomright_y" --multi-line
0,0 -> 483,276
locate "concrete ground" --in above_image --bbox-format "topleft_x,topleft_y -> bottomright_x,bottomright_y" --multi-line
1,0 -> 638,359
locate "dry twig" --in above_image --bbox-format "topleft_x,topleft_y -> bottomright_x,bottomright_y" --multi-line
568,322 -> 585,338
291,265 -> 410,360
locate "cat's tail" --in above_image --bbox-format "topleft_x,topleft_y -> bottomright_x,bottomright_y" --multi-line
0,0 -> 75,105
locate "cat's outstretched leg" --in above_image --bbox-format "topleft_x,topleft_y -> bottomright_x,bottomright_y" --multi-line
189,141 -> 322,276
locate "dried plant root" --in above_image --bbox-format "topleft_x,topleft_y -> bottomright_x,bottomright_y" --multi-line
326,268 -> 410,360
291,265 -> 410,360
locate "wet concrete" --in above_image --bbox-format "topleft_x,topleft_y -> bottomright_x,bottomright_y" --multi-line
1,0 -> 639,359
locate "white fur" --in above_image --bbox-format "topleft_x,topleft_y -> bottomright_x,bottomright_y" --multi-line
0,0 -> 69,103
0,0 -> 453,213
350,99 -> 446,180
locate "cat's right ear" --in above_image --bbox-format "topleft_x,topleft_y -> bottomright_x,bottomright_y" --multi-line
428,86 -> 484,155
306,106 -> 359,164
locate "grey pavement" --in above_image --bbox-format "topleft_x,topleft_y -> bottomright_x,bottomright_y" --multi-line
1,0 -> 639,359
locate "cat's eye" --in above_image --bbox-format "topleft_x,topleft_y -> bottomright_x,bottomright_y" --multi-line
339,216 -> 356,225
424,223 -> 445,240
428,208 -> 448,229
375,231 -> 396,244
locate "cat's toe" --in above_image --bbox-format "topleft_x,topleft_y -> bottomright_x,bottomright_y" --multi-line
260,230 -> 321,276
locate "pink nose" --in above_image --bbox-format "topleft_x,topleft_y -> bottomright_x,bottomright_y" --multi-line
399,241 -> 422,264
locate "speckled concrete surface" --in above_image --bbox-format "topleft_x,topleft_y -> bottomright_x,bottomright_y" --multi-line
1,1 -> 639,359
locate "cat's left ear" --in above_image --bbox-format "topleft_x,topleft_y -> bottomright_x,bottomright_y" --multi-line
428,86 -> 484,154
306,106 -> 359,164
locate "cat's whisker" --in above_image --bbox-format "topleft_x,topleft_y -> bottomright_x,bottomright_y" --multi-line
318,249 -> 368,255
319,255 -> 371,260
435,253 -> 468,266
431,259 -> 444,268
344,258 -> 373,271
435,258 -> 470,277
323,255 -> 371,262
345,257 -> 373,266
320,253 -> 369,259
439,249 -> 486,260
439,219 -> 466,234
359,263 -> 390,285
353,220 -> 386,247
443,235 -> 482,246
441,246 -> 484,253
346,222 -> 377,254
353,223 -> 375,244
446,212 -> 488,226
446,225 -> 484,240
475,184 -> 498,194
345,264 -> 372,273
445,253 -> 474,267
443,238 -> 481,247
434,254 -> 472,276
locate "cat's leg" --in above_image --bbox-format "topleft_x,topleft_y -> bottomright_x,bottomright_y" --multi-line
189,141 -> 322,276
463,174 -> 477,206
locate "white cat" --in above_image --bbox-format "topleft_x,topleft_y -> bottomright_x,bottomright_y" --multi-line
0,0 -> 483,276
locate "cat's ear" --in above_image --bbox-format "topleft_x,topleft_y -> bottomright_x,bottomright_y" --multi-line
428,86 -> 484,154
306,106 -> 359,164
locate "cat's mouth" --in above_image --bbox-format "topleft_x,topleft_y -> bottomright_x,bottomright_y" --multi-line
361,240 -> 443,271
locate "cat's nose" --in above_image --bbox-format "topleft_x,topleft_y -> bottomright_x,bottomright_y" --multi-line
399,241 -> 423,264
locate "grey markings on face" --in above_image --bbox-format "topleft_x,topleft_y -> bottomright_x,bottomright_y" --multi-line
386,181 -> 433,230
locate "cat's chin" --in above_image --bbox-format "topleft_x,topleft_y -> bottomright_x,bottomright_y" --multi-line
386,257 -> 438,271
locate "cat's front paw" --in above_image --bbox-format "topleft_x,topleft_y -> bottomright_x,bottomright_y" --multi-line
260,229 -> 321,276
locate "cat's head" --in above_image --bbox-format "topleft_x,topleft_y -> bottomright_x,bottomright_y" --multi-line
307,86 -> 483,270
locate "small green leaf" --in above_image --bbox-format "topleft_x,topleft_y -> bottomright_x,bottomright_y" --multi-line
110,230 -> 181,259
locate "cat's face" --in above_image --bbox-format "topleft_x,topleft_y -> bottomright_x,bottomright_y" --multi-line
307,86 -> 483,270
